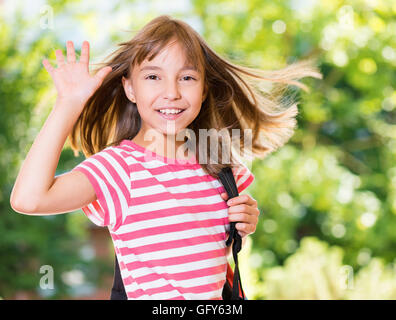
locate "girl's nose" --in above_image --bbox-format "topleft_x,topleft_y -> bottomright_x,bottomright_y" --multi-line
163,81 -> 181,100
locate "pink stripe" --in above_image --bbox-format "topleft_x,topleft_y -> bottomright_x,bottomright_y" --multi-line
126,151 -> 201,170
130,187 -> 220,206
73,167 -> 109,225
237,173 -> 254,193
81,205 -> 100,223
167,295 -> 186,300
125,263 -> 227,285
116,218 -> 227,241
130,174 -> 212,190
119,232 -> 225,256
124,248 -> 226,270
127,279 -> 225,299
124,200 -> 227,225
217,186 -> 226,194
82,161 -> 122,227
93,152 -> 129,229
105,149 -> 130,201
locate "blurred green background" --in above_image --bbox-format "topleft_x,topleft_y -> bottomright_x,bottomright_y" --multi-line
1,0 -> 395,299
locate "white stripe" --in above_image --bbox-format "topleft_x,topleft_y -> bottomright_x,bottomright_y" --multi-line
119,202 -> 228,230
130,290 -> 182,300
128,193 -> 225,215
123,241 -> 226,263
84,204 -> 105,226
234,165 -> 252,188
118,240 -> 225,268
125,271 -> 226,294
123,147 -> 199,170
77,164 -> 115,226
131,165 -> 206,180
118,222 -> 227,248
188,288 -> 224,300
129,287 -> 223,300
122,256 -> 227,278
103,147 -> 130,186
130,180 -> 219,198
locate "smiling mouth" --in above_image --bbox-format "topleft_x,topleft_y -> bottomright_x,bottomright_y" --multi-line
156,109 -> 186,120
156,108 -> 186,114
156,109 -> 186,115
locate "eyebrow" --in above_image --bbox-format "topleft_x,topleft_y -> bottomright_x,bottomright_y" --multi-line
139,65 -> 198,72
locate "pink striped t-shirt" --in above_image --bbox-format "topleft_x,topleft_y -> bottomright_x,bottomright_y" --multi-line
72,139 -> 255,300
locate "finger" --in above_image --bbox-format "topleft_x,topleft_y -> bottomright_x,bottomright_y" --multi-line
42,58 -> 55,76
229,212 -> 258,225
236,229 -> 248,238
235,222 -> 255,236
238,232 -> 248,238
79,40 -> 89,66
220,192 -> 229,201
66,40 -> 76,63
55,49 -> 65,67
227,194 -> 256,207
228,203 -> 257,216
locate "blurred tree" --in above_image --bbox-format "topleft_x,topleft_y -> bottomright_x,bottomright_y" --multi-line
193,0 -> 396,298
0,0 -> 110,299
253,237 -> 396,300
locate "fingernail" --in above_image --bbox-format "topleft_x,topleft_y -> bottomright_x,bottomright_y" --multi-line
227,199 -> 233,205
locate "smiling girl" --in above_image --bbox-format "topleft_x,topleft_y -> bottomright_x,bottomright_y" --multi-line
10,15 -> 321,299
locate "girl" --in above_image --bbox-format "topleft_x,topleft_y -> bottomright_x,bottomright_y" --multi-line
10,15 -> 321,300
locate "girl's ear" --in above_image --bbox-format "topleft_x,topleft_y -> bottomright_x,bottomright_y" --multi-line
122,76 -> 136,103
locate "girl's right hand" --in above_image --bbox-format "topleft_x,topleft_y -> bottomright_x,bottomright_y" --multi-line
42,40 -> 112,110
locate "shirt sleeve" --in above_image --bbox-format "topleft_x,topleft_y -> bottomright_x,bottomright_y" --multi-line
232,163 -> 255,194
71,146 -> 130,230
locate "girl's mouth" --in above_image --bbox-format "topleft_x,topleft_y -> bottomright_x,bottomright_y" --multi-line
156,109 -> 185,120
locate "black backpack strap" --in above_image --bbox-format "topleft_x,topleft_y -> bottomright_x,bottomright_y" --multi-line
218,166 -> 246,300
110,254 -> 127,300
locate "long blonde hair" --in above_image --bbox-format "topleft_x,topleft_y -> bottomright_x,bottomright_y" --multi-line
69,14 -> 322,178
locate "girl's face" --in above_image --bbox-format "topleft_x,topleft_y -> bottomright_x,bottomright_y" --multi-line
122,40 -> 207,144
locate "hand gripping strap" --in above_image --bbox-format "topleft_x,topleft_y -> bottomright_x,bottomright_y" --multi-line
218,166 -> 246,300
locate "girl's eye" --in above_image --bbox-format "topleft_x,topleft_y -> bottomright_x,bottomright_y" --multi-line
144,75 -> 196,81
145,75 -> 159,80
182,76 -> 196,81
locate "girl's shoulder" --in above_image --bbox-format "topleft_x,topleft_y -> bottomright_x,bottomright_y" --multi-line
232,163 -> 255,194
73,142 -> 132,179
96,140 -> 138,163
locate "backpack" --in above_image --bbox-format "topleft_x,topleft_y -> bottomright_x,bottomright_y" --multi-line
110,166 -> 246,300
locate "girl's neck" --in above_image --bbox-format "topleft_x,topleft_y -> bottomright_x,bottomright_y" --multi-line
131,133 -> 192,161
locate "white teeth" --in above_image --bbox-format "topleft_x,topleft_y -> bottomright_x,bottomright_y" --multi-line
159,109 -> 183,114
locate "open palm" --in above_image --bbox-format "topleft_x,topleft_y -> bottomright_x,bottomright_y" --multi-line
42,40 -> 112,107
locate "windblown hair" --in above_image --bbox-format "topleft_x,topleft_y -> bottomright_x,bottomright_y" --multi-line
69,14 -> 322,178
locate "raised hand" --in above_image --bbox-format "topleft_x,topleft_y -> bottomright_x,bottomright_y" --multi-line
42,40 -> 112,111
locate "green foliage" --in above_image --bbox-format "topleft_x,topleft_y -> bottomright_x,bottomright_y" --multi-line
194,0 -> 395,298
260,237 -> 348,299
244,237 -> 396,300
0,1 -> 107,299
